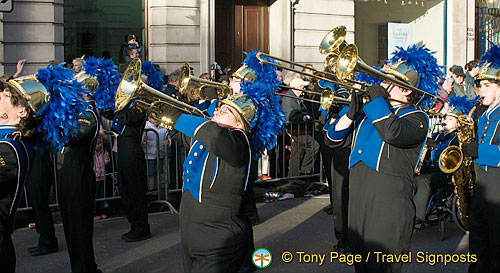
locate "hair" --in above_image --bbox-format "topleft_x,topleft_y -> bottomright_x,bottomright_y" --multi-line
465,60 -> 478,71
126,33 -> 136,42
126,47 -> 138,57
0,80 -> 38,141
168,69 -> 181,83
72,58 -> 83,65
199,73 -> 210,80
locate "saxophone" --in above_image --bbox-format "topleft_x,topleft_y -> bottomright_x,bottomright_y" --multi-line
438,98 -> 481,229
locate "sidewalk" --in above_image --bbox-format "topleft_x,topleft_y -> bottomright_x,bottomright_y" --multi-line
13,196 -> 469,273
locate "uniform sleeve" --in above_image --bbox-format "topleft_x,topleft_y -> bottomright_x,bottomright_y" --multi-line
174,114 -> 249,167
0,143 -> 19,188
100,108 -> 115,120
363,97 -> 428,148
115,106 -> 146,125
66,109 -> 97,147
324,106 -> 353,145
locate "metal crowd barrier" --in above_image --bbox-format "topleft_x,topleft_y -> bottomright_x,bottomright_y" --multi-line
17,129 -> 178,215
16,120 -> 328,216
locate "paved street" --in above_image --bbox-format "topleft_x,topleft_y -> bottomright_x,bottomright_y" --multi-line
13,196 -> 469,273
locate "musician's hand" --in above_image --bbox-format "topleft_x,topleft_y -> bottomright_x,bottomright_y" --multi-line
346,90 -> 363,120
426,138 -> 438,149
462,142 -> 478,158
366,85 -> 389,101
302,114 -> 313,122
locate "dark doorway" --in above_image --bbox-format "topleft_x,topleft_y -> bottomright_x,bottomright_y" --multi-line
215,0 -> 270,73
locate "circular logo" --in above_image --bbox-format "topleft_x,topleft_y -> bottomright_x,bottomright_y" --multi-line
252,248 -> 272,268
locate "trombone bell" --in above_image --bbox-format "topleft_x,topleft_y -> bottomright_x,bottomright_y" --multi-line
179,63 -> 231,100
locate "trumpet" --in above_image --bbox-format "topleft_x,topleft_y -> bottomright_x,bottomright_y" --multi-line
276,85 -> 350,109
115,59 -> 206,128
179,63 -> 231,100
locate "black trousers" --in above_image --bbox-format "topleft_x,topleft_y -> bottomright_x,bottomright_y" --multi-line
181,194 -> 249,273
469,165 -> 500,273
348,162 -> 414,273
331,147 -> 350,241
0,230 -> 15,273
117,137 -> 149,231
25,151 -> 57,248
59,154 -> 98,273
413,171 -> 449,221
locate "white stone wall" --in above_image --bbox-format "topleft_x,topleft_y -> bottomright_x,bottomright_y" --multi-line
270,0 -> 355,71
148,0 -> 207,75
1,0 -> 64,75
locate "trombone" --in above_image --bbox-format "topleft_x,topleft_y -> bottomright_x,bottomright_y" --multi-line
332,43 -> 444,106
319,25 -> 349,72
115,58 -> 207,128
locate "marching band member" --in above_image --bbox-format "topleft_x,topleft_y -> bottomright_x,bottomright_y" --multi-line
163,51 -> 285,273
325,45 -> 443,273
413,96 -> 472,229
0,80 -> 37,273
2,62 -> 89,272
463,45 -> 500,272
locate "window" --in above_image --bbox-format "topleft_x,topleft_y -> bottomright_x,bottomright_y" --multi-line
64,0 -> 145,64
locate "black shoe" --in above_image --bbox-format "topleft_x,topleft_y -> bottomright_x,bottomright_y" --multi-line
250,216 -> 262,226
123,230 -> 152,242
333,239 -> 350,253
29,246 -> 58,256
414,218 -> 424,230
323,205 -> 332,212
325,207 -> 333,215
27,246 -> 38,252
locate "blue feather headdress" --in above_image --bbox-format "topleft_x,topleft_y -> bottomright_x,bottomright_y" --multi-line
446,95 -> 476,117
141,61 -> 164,91
477,44 -> 500,82
82,57 -> 120,110
231,51 -> 286,159
36,64 -> 89,152
354,66 -> 383,86
388,44 -> 445,109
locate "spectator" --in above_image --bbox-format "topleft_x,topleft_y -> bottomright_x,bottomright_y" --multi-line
94,134 -> 110,221
163,69 -> 181,98
281,78 -> 320,177
119,33 -> 141,63
13,59 -> 26,78
72,58 -> 83,73
229,74 -> 242,94
301,64 -> 315,82
142,117 -> 171,191
199,73 -> 210,80
447,65 -> 476,98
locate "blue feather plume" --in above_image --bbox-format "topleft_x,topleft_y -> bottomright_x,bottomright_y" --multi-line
389,44 -> 445,109
142,61 -> 164,91
36,64 -> 89,152
83,57 -> 120,110
479,44 -> 500,68
446,95 -> 476,116
241,51 -> 287,159
354,66 -> 383,85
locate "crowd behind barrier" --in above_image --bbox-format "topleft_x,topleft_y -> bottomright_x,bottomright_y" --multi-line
15,121 -> 324,217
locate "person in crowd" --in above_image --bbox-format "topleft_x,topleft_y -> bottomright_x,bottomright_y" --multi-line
142,116 -> 171,191
102,99 -> 151,242
93,134 -> 110,221
413,101 -> 467,229
281,77 -> 319,177
161,51 -> 284,272
163,69 -> 181,98
325,45 -> 442,272
59,91 -> 101,273
25,150 -> 59,256
12,59 -> 26,79
0,80 -> 37,273
301,64 -> 315,82
463,45 -> 500,272
72,58 -> 83,73
119,33 -> 141,63
444,65 -> 476,99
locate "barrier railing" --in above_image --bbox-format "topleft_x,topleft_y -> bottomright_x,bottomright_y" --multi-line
17,121 -> 326,215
